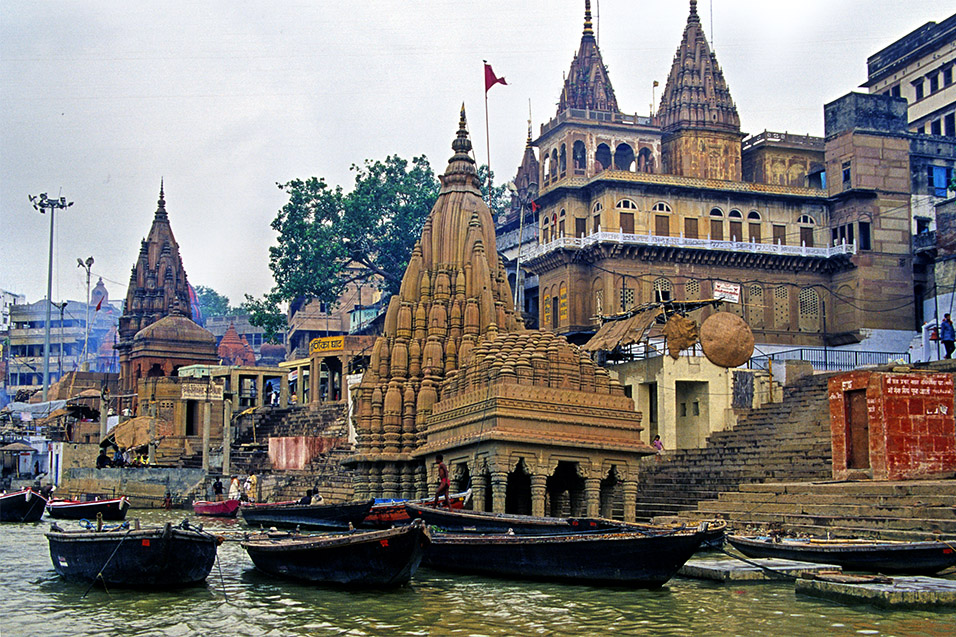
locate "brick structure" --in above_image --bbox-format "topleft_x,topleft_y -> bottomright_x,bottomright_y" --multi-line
829,370 -> 956,480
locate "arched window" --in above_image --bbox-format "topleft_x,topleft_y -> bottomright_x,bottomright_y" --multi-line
798,214 -> 816,247
558,209 -> 566,238
748,211 -> 761,220
614,143 -> 635,171
653,277 -> 672,302
550,213 -> 558,242
748,211 -> 762,243
729,209 -> 742,219
573,140 -> 586,173
710,208 -> 723,217
799,288 -> 821,332
542,153 -> 551,181
637,147 -> 654,173
749,285 -> 764,328
773,285 -> 790,329
541,215 -> 550,244
595,144 -> 612,173
550,149 -> 558,177
709,208 -> 724,240
616,199 -> 637,209
798,214 -> 816,225
729,209 -> 743,241
559,144 -> 567,174
592,202 -> 603,234
684,279 -> 700,301
652,202 -> 672,213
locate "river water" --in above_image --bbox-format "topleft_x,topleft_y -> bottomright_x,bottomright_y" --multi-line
1,509 -> 953,636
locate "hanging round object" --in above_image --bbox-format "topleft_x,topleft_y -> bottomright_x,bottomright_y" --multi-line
699,312 -> 755,368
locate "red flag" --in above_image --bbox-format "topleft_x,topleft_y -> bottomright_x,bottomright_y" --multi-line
95,297 -> 103,312
484,62 -> 507,93
530,200 -> 540,213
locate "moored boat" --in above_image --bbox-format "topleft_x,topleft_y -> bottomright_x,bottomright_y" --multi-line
726,534 -> 956,575
239,499 -> 374,530
193,499 -> 241,518
242,519 -> 431,587
423,522 -> 715,587
363,490 -> 472,528
0,488 -> 48,523
46,519 -> 220,587
46,497 -> 130,521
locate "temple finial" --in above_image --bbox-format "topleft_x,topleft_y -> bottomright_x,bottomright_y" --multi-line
156,178 -> 167,217
583,0 -> 593,36
689,0 -> 699,21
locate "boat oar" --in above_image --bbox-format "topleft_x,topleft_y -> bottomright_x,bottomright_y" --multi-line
215,550 -> 228,603
81,528 -> 133,599
718,544 -> 797,581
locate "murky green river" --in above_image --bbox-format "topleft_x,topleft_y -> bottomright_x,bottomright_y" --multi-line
1,509 -> 953,636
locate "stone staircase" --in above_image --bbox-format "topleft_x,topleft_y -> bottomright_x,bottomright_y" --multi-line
634,372 -> 836,521
690,480 -> 956,541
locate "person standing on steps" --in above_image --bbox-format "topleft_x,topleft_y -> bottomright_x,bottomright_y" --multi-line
941,314 -> 955,360
433,454 -> 451,508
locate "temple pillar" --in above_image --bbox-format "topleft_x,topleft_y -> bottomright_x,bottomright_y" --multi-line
367,463 -> 382,499
310,358 -> 320,404
622,480 -> 639,523
382,462 -> 400,499
201,399 -> 211,472
222,397 -> 232,475
530,473 -> 548,518
401,462 -> 416,499
416,463 -> 429,500
353,464 -> 370,501
584,477 -> 601,518
490,470 -> 508,513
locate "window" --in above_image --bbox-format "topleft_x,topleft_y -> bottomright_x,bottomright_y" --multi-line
655,215 -> 669,237
930,166 -> 952,197
592,202 -> 603,234
945,67 -> 954,87
772,225 -> 786,245
542,216 -> 550,243
915,80 -> 924,100
932,119 -> 942,136
891,84 -> 901,98
946,114 -> 955,137
575,218 -> 586,238
728,209 -> 742,219
685,279 -> 700,301
916,217 -> 931,235
798,288 -> 821,333
730,220 -> 743,242
710,219 -> 723,240
558,209 -> 566,237
859,221 -> 871,250
620,212 -> 634,234
842,161 -> 852,190
620,287 -> 635,311
617,199 -> 637,210
653,278 -> 672,302
773,285 -> 790,329
684,217 -> 698,239
749,222 -> 761,243
652,202 -> 672,213
930,74 -> 939,93
747,211 -> 761,221
710,208 -> 723,218
800,227 -> 814,247
749,285 -> 764,328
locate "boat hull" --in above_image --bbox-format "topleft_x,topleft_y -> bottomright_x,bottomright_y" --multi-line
424,529 -> 707,587
193,499 -> 241,517
46,522 -> 219,587
46,497 -> 129,521
363,491 -> 471,528
240,499 -> 374,530
243,520 -> 431,587
727,535 -> 956,575
0,489 -> 47,522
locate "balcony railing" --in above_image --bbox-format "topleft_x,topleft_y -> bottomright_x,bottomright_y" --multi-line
748,348 -> 910,372
521,231 -> 856,262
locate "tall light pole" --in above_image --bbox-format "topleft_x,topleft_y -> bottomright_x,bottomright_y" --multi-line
77,256 -> 94,370
29,192 -> 73,401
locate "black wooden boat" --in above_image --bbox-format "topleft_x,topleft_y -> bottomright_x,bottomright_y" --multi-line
242,519 -> 431,587
46,519 -> 220,588
240,499 -> 374,530
0,488 -> 48,522
46,496 -> 130,521
405,503 -> 708,537
423,522 -> 715,587
726,534 -> 956,575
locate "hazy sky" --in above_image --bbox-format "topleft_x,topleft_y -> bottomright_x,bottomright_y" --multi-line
1,1 -> 947,308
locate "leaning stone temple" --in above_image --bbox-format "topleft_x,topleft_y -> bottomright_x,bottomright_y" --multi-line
348,109 -> 655,519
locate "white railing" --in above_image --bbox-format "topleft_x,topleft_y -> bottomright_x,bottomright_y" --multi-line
520,231 -> 856,262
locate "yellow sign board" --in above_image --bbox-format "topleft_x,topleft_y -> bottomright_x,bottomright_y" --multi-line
309,336 -> 345,356
558,284 -> 569,322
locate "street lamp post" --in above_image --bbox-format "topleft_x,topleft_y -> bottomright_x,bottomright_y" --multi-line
77,256 -> 94,370
29,192 -> 73,402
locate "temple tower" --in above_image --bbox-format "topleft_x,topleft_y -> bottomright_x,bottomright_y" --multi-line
658,0 -> 743,181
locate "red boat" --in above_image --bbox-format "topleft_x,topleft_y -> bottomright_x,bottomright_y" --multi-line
193,499 -> 241,517
46,496 -> 129,521
363,490 -> 471,528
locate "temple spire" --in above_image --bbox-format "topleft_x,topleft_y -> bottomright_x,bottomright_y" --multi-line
155,179 -> 168,220
556,1 -> 619,115
583,0 -> 593,37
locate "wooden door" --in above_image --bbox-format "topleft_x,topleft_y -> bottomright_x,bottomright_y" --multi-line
655,215 -> 669,237
845,389 -> 870,469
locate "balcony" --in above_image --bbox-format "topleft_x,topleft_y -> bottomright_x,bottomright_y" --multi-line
521,231 -> 856,262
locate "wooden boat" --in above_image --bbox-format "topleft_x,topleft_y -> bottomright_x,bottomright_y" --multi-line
46,496 -> 130,521
405,503 -> 671,536
363,490 -> 472,528
46,519 -> 220,587
193,499 -> 241,518
423,522 -> 716,587
242,519 -> 431,587
0,488 -> 48,522
726,534 -> 956,575
239,499 -> 374,530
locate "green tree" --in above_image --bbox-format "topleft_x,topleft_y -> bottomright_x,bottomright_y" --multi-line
478,164 -> 509,220
193,285 -> 240,319
246,154 -> 440,339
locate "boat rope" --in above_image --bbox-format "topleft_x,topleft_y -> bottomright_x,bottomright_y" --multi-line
717,545 -> 798,581
215,551 -> 228,603
81,528 -> 133,599
78,519 -> 129,532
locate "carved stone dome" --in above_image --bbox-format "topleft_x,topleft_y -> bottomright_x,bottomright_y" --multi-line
133,314 -> 215,345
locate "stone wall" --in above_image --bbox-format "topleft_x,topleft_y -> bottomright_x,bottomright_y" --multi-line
57,467 -> 206,508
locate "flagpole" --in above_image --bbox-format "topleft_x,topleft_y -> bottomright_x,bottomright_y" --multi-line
484,79 -> 492,201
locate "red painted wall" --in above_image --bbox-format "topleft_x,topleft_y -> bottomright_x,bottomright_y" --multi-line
268,436 -> 345,470
830,371 -> 955,480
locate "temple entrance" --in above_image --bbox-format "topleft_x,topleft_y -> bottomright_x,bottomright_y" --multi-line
506,459 -> 532,514
185,399 -> 200,436
547,461 -> 585,517
845,389 -> 870,470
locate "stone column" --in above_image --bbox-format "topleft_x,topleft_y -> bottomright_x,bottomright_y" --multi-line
584,477 -> 601,518
381,462 -> 400,500
99,393 -> 109,440
471,479 -> 486,513
339,355 -> 349,402
310,358 -> 320,404
530,473 -> 548,518
352,464 -> 370,501
201,399 -> 211,472
401,463 -> 416,500
490,470 -> 508,513
622,480 -> 639,523
147,401 -> 156,465
222,397 -> 232,475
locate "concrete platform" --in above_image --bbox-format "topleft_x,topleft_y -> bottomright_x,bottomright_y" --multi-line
796,574 -> 956,608
679,557 -> 842,582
